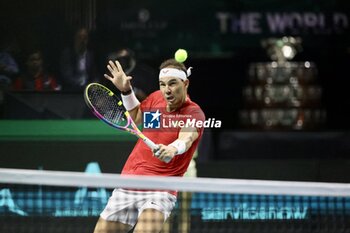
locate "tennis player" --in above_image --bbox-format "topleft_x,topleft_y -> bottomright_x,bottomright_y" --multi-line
93,58 -> 205,233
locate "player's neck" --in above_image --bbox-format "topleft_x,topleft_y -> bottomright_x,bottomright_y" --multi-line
166,96 -> 187,112
166,105 -> 178,113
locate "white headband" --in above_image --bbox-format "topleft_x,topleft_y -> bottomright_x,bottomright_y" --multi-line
159,67 -> 192,81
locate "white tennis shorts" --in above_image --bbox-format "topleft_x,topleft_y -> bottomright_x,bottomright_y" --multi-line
100,188 -> 177,226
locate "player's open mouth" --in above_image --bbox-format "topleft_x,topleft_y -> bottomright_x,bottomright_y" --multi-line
166,96 -> 175,102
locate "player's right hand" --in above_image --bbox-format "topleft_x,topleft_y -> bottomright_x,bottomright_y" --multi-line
153,144 -> 175,163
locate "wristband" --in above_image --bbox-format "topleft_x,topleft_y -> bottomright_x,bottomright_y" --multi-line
121,89 -> 132,95
169,139 -> 186,155
121,90 -> 140,111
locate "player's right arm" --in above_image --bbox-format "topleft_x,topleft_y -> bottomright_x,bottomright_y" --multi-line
104,60 -> 142,124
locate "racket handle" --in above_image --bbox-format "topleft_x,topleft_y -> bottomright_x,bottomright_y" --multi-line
143,137 -> 159,151
143,137 -> 171,163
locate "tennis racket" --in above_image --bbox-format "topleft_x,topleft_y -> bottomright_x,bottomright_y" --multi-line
84,82 -> 159,152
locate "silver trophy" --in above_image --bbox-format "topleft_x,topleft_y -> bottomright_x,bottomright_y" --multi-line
240,36 -> 325,130
261,36 -> 302,63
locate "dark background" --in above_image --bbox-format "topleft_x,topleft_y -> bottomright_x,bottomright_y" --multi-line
1,0 -> 350,130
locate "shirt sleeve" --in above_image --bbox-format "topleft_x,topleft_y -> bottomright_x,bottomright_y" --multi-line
140,91 -> 156,112
183,106 -> 206,136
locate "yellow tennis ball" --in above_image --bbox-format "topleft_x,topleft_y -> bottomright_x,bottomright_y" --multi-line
174,49 -> 188,63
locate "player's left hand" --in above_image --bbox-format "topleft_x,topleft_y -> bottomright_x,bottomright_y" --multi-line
153,144 -> 176,163
104,60 -> 132,93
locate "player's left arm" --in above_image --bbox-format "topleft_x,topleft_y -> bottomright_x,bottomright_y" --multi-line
176,127 -> 199,151
155,127 -> 199,163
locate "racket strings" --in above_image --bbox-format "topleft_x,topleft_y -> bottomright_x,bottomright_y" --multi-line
88,86 -> 126,125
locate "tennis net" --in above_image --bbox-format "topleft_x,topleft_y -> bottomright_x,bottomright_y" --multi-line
0,168 -> 349,233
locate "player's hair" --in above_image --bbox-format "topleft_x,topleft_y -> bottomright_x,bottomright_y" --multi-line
159,59 -> 187,74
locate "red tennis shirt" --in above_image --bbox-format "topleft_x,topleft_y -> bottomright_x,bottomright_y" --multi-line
121,90 -> 205,178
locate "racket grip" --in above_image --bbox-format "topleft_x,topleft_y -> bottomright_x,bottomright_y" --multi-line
143,137 -> 172,163
144,138 -> 172,163
143,137 -> 159,151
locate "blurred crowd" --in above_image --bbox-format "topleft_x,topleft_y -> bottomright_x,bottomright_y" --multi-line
0,27 -> 158,99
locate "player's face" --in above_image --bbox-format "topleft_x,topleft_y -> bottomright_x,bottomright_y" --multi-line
159,76 -> 188,112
